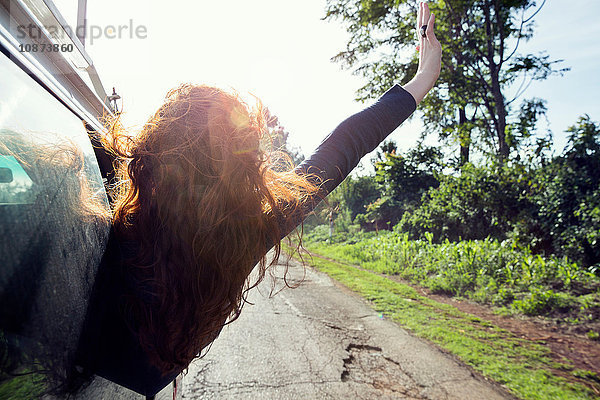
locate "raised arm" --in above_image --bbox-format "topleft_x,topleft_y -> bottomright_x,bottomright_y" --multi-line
296,84 -> 417,197
278,2 -> 441,237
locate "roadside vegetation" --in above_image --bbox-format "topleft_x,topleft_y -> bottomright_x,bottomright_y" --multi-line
304,229 -> 600,330
301,112 -> 600,333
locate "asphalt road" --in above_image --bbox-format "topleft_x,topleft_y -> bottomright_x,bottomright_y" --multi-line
181,256 -> 514,400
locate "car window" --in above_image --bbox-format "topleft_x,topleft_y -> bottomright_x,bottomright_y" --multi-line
0,49 -> 111,396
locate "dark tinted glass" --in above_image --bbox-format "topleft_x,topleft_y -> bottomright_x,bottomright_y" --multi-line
0,51 -> 111,397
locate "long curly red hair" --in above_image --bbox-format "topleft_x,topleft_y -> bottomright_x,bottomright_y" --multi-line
102,84 -> 318,374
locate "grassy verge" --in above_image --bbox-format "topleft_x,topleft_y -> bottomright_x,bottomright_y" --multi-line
303,229 -> 600,335
284,243 -> 599,400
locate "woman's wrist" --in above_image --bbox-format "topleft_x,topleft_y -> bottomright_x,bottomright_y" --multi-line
402,71 -> 438,106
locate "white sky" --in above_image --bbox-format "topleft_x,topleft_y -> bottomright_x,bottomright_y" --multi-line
53,0 -> 600,161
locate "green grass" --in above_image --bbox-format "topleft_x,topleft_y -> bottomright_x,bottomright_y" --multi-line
285,244 -> 598,400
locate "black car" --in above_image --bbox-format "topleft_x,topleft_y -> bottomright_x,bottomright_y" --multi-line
0,0 -> 180,398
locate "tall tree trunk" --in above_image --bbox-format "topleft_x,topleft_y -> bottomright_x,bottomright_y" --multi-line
450,8 -> 470,167
459,107 -> 470,165
484,2 -> 509,161
491,72 -> 509,160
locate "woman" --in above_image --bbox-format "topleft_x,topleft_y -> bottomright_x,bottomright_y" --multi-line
80,2 -> 441,395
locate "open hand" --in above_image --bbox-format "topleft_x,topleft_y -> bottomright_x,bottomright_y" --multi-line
403,2 -> 442,104
417,2 -> 441,82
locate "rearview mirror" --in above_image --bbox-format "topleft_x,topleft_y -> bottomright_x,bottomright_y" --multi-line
0,167 -> 13,183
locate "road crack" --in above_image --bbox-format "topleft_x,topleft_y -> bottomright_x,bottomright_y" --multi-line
340,342 -> 427,399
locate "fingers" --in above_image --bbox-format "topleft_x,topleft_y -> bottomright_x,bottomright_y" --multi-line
422,2 -> 430,32
416,2 -> 422,33
412,2 -> 441,86
426,12 -> 436,42
417,2 -> 431,40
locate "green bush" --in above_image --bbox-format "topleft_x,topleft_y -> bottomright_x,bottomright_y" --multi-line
512,288 -> 573,315
397,161 -> 538,244
395,115 -> 600,269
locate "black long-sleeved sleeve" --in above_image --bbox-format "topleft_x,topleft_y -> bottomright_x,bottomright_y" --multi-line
278,84 -> 417,238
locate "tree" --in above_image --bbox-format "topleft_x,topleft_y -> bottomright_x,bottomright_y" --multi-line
398,161 -> 537,243
366,142 -> 442,228
324,0 -> 567,164
334,175 -> 381,221
371,139 -> 398,164
535,115 -> 600,267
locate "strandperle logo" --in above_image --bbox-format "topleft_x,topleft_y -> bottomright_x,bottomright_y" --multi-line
16,20 -> 147,45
